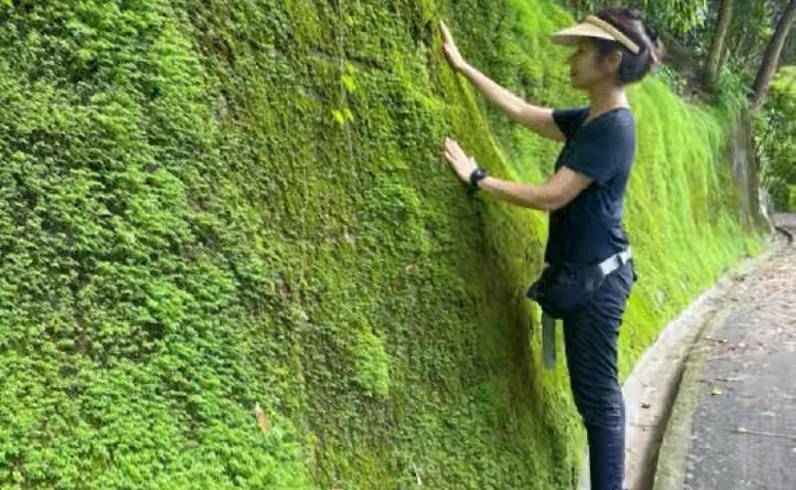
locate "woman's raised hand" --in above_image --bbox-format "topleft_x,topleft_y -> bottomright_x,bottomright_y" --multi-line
440,21 -> 466,71
443,137 -> 478,183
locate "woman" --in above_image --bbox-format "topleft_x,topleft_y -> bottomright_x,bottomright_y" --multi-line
440,8 -> 664,490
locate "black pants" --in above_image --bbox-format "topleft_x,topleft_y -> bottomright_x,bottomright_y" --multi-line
563,261 -> 635,490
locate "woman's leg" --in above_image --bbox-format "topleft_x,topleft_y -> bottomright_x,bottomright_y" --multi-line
563,263 -> 634,490
586,419 -> 626,490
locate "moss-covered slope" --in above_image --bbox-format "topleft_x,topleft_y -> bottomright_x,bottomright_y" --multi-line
0,1 -> 759,488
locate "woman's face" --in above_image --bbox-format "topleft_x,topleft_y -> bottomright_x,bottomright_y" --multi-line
567,39 -> 620,90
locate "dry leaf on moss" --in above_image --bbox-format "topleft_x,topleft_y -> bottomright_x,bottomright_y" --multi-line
254,403 -> 270,435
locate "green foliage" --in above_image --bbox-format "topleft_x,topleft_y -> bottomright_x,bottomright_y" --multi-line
712,64 -> 750,112
0,0 -> 759,488
567,0 -> 709,35
790,185 -> 796,211
757,66 -> 796,210
725,0 -> 783,70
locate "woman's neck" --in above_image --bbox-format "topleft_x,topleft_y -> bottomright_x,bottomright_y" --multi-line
587,83 -> 629,119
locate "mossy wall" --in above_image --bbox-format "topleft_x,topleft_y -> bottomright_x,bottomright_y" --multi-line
0,1 -> 760,488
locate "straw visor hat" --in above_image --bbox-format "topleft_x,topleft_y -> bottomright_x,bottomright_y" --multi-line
551,15 -> 640,55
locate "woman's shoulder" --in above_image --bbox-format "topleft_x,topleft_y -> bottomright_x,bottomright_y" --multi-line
591,106 -> 634,126
611,107 -> 635,126
552,106 -> 590,139
580,107 -> 635,139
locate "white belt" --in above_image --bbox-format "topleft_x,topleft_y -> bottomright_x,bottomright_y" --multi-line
597,247 -> 632,278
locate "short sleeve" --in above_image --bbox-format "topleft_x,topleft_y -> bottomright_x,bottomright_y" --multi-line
552,107 -> 589,140
563,112 -> 635,186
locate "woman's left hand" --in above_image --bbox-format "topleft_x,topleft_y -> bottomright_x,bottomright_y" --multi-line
443,137 -> 478,183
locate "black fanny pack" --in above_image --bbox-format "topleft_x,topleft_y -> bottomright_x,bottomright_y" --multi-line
526,249 -> 633,319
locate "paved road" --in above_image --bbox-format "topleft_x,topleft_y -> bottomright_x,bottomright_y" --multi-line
655,214 -> 796,490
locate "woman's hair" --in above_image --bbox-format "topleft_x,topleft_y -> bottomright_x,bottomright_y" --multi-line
591,8 -> 665,85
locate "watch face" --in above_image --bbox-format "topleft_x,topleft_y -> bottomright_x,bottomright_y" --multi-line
467,168 -> 487,195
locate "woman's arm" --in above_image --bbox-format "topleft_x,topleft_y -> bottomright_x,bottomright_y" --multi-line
443,138 -> 591,211
477,168 -> 591,211
440,21 -> 565,142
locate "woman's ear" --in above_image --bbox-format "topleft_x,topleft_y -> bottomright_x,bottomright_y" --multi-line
607,50 -> 623,74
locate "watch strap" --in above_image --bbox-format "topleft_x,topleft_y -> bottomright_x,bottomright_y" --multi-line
467,168 -> 488,195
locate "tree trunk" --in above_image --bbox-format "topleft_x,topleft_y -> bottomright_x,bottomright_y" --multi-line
750,0 -> 796,110
705,0 -> 734,87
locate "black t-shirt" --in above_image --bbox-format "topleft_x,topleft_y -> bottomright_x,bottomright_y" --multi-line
544,106 -> 636,269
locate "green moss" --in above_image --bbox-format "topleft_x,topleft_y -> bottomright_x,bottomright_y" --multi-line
352,324 -> 391,399
0,0 -> 761,488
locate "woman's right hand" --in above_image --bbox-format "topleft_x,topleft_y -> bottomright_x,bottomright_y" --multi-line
440,20 -> 466,71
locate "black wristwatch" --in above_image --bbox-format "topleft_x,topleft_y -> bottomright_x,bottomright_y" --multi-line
467,167 -> 488,195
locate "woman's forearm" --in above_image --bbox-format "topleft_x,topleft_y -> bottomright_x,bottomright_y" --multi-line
459,63 -> 528,121
442,138 -> 589,211
478,176 -> 557,211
